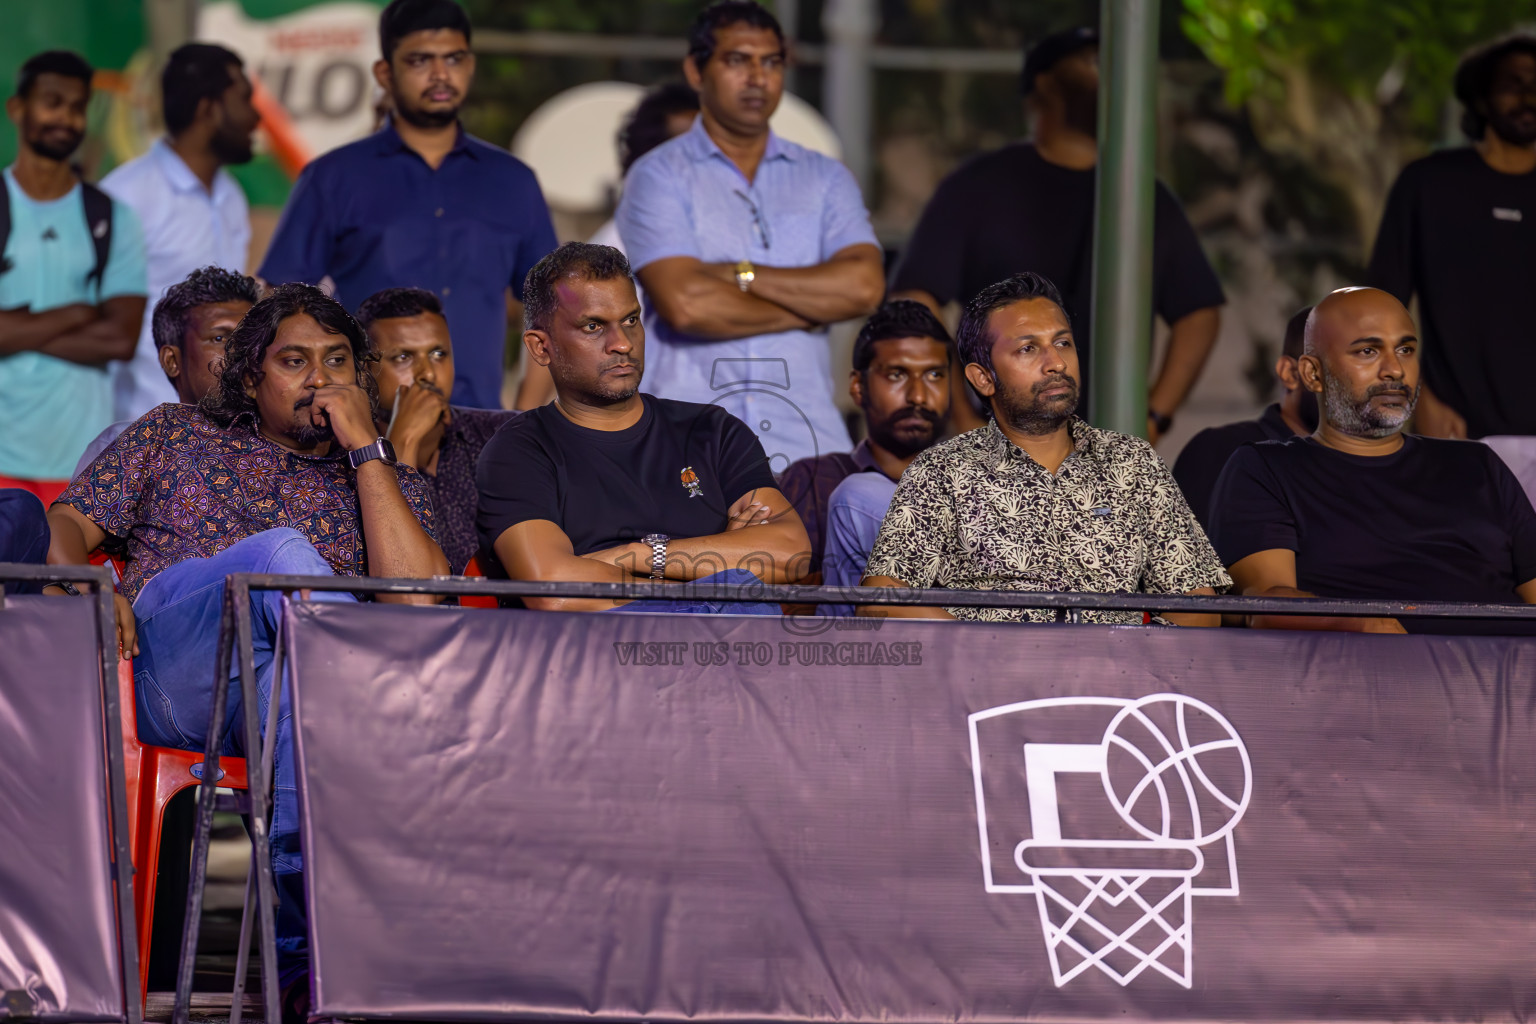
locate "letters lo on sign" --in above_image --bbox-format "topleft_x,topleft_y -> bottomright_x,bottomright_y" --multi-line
969,694 -> 1253,989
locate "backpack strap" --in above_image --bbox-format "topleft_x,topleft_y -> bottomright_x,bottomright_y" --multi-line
80,181 -> 113,296
0,177 -> 12,277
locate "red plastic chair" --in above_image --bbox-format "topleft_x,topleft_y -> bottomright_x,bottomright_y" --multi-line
118,657 -> 249,1003
460,555 -> 498,609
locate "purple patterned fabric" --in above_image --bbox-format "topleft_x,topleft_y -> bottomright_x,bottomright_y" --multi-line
424,406 -> 517,574
59,403 -> 435,602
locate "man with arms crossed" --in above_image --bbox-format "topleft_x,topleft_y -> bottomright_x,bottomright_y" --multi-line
1,51 -> 146,504
1210,287 -> 1536,634
47,283 -> 445,1004
357,286 -> 517,573
859,273 -> 1228,624
616,0 -> 884,467
477,242 -> 810,613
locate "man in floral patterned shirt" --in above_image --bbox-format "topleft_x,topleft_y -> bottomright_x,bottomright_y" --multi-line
45,282 -> 446,990
860,272 -> 1229,624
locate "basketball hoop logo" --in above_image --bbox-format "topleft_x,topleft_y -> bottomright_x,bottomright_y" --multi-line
969,694 -> 1252,989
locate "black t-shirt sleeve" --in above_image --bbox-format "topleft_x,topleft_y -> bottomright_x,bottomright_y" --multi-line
889,170 -> 969,304
475,419 -> 561,552
1208,445 -> 1298,566
1151,184 -> 1225,324
1171,427 -> 1233,532
1366,165 -> 1418,305
1488,450 -> 1536,586
714,409 -> 778,501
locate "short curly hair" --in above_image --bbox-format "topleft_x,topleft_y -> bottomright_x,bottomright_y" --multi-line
522,242 -> 634,334
355,286 -> 443,330
201,282 -> 379,428
1456,35 -> 1536,141
152,266 -> 259,352
851,300 -> 953,374
955,271 -> 1069,378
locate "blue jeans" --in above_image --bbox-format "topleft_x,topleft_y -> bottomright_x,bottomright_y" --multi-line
132,528 -> 349,985
0,489 -> 50,594
608,568 -> 780,614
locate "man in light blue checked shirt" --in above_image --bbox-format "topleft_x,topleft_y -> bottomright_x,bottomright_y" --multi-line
616,0 -> 884,473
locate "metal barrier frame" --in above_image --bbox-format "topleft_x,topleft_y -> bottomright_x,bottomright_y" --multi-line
0,563 -> 142,1024
180,573 -> 1536,1023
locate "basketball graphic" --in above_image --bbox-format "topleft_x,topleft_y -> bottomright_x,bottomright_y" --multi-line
969,694 -> 1252,989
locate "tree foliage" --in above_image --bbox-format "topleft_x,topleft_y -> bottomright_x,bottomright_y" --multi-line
1180,0 -> 1536,245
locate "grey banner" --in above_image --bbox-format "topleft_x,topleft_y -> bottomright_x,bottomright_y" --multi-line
287,603 -> 1536,1022
0,596 -> 124,1021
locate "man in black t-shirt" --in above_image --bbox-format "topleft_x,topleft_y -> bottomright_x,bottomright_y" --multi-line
1173,305 -> 1317,530
1368,35 -> 1536,439
1210,288 -> 1536,635
890,27 -> 1225,439
476,242 -> 811,612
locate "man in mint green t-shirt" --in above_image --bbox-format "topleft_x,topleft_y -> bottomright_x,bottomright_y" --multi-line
1,50 -> 146,504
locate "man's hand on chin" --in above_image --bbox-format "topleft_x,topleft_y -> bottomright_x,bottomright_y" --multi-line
310,384 -> 377,452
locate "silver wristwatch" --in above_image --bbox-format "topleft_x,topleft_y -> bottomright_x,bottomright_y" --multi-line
348,436 -> 398,470
641,533 -> 669,581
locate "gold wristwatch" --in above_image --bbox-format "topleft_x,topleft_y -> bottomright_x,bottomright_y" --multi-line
734,259 -> 756,292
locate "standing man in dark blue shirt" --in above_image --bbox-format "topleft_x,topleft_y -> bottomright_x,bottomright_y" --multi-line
259,0 -> 558,410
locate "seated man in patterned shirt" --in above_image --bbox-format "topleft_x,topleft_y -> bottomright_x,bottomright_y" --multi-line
45,282 -> 446,993
859,272 -> 1229,624
357,287 -> 518,573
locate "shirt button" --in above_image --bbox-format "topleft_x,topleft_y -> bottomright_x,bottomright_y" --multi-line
435,208 -> 444,217
442,286 -> 452,296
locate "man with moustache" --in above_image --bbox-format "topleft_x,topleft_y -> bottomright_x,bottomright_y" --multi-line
101,43 -> 259,421
1211,287 -> 1536,634
47,283 -> 445,1004
1370,35 -> 1536,439
616,0 -> 884,467
357,286 -> 516,573
72,266 -> 259,476
476,242 -> 811,613
1173,304 -> 1318,531
891,28 -> 1224,438
260,0 -> 557,411
1,51 -> 147,505
778,299 -> 951,584
858,272 -> 1228,624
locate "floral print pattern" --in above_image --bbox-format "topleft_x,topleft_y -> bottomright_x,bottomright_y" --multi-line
865,417 -> 1230,623
60,403 -> 435,602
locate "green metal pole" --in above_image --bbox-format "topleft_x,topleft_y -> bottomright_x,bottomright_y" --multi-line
1088,0 -> 1160,437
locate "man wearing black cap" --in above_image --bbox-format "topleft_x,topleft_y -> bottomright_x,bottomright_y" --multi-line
1368,34 -> 1536,440
891,27 -> 1225,442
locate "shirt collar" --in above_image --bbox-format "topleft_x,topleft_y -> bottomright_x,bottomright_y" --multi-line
152,138 -> 240,198
850,438 -> 880,472
983,415 -> 1099,475
376,117 -> 478,160
1258,402 -> 1296,440
681,114 -> 797,165
233,410 -> 347,462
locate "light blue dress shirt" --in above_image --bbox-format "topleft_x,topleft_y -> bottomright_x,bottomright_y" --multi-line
616,116 -> 878,472
100,139 -> 250,421
0,168 -> 145,480
819,468 -> 898,616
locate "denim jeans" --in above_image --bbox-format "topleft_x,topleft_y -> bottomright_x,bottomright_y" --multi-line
608,568 -> 780,614
132,528 -> 350,985
0,488 -> 50,594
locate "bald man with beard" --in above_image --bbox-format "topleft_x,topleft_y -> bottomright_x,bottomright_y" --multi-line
1209,287 -> 1536,634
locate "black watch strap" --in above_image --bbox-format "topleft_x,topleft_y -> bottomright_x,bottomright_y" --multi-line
1150,409 -> 1174,434
348,437 -> 398,470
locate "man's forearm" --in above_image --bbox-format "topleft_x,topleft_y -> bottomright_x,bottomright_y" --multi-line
0,304 -> 98,356
743,248 -> 885,325
1245,584 -> 1402,633
356,463 -> 449,603
1149,307 -> 1221,417
38,317 -> 137,366
642,524 -> 811,584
